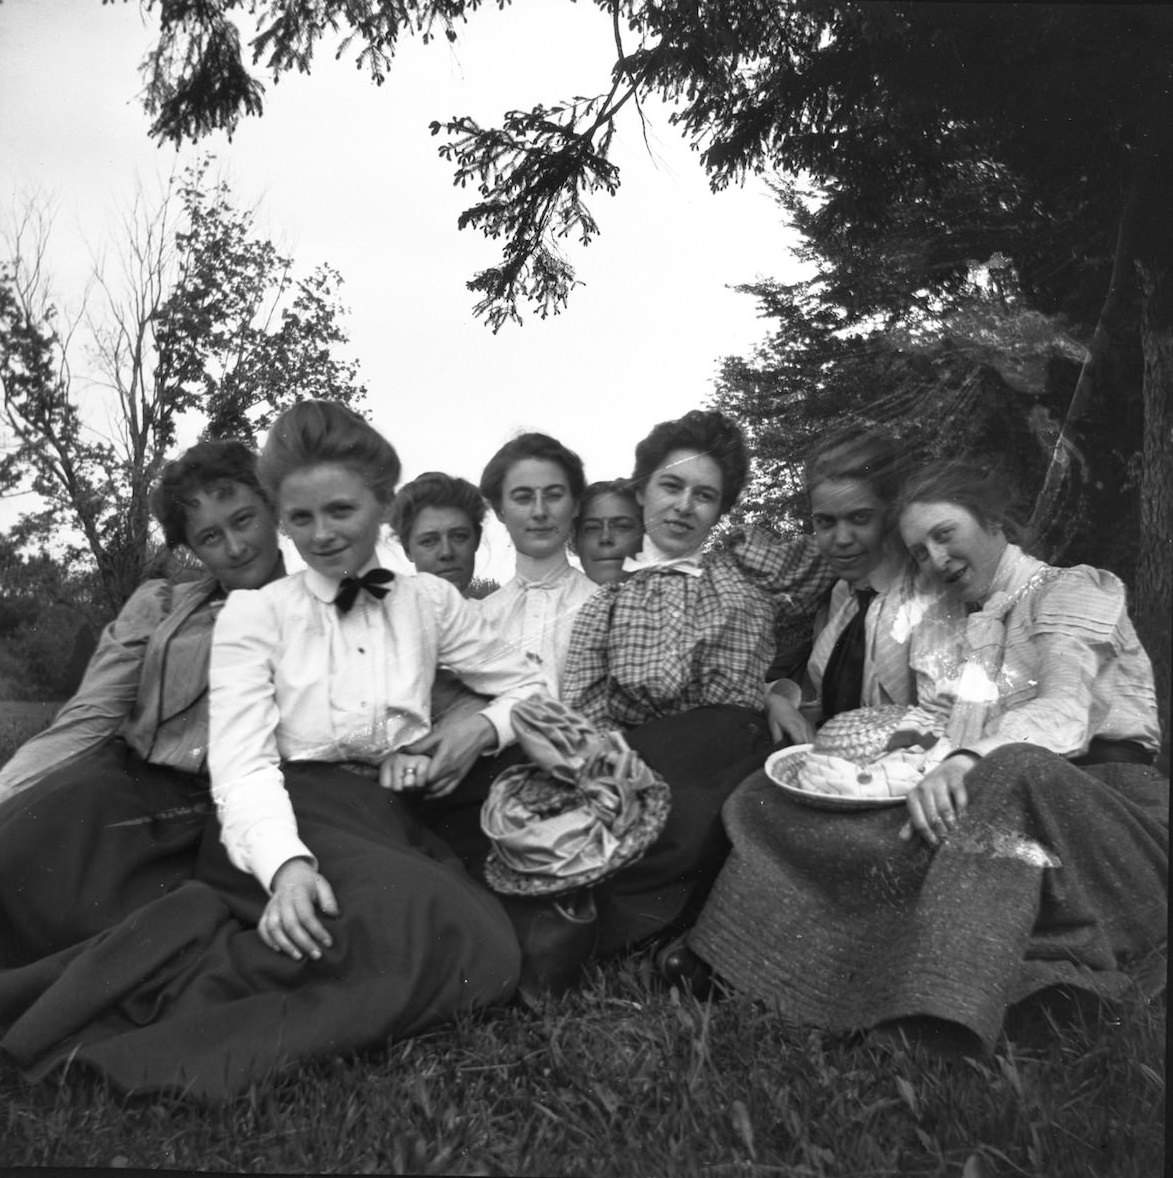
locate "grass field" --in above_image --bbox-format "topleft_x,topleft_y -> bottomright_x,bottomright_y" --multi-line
0,962 -> 1164,1175
0,704 -> 1165,1175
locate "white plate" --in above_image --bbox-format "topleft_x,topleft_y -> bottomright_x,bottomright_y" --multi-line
763,745 -> 907,811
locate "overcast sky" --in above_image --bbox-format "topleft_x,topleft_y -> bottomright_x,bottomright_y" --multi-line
0,0 -> 805,579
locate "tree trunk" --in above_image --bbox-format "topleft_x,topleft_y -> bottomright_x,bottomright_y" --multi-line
1131,89 -> 1173,769
1026,201 -> 1135,564
1135,259 -> 1172,768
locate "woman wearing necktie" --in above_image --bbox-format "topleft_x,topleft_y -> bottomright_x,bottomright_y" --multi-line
0,440 -> 285,966
684,457 -> 1165,1055
765,427 -> 916,745
0,401 -> 547,1099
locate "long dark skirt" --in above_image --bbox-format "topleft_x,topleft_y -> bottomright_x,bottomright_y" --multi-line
0,740 -> 211,967
593,705 -> 773,956
690,743 -> 1168,1047
0,764 -> 520,1099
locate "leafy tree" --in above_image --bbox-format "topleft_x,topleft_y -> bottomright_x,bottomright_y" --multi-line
119,0 -> 1171,721
714,221 -> 1107,564
1,161 -> 366,614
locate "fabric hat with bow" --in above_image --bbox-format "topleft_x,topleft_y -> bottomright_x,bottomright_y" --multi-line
481,695 -> 671,896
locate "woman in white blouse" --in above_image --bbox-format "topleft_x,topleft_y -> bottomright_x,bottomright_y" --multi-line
688,458 -> 1166,1055
478,432 -> 597,697
0,401 -> 546,1099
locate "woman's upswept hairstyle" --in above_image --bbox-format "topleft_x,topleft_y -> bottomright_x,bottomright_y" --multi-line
258,400 -> 401,505
150,439 -> 267,549
631,409 -> 748,515
479,432 -> 586,513
389,471 -> 486,544
804,426 -> 905,508
897,458 -> 1028,545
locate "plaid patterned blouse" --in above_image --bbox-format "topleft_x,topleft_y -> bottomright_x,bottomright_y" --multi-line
562,530 -> 835,730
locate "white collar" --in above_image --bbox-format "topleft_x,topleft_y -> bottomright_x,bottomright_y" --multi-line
514,550 -> 572,587
622,537 -> 705,578
303,556 -> 385,605
840,552 -> 907,597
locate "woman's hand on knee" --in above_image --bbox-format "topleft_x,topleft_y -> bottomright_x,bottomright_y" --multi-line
900,754 -> 978,846
261,857 -> 340,961
379,751 -> 433,793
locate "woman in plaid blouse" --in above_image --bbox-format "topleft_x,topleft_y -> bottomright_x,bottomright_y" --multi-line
561,410 -> 835,956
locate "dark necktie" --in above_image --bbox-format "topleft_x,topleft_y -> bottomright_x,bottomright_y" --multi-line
333,568 -> 394,614
821,587 -> 877,720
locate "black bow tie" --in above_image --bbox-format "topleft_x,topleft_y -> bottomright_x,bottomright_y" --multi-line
333,568 -> 395,614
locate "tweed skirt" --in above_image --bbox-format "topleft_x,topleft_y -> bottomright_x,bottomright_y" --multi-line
690,743 -> 1168,1047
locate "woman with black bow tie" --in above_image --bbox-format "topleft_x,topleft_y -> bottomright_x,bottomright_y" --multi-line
0,401 -> 545,1099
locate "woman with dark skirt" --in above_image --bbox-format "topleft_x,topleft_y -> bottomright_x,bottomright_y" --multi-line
555,409 -> 835,964
0,402 -> 546,1098
0,440 -> 284,964
689,458 -> 1166,1053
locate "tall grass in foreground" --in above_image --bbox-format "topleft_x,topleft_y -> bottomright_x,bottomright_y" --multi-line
1,954 -> 1164,1176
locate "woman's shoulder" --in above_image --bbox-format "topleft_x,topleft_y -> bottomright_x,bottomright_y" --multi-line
1021,562 -> 1128,638
123,576 -> 179,610
400,570 -> 465,611
714,527 -> 823,577
565,566 -> 598,604
110,577 -> 183,636
219,571 -> 308,621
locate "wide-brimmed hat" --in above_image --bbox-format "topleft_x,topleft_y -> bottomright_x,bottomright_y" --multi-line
763,705 -> 945,807
482,695 -> 671,896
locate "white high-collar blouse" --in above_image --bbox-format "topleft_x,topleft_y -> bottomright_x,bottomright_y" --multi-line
208,564 -> 545,889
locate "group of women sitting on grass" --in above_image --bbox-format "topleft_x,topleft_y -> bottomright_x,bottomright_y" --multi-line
0,401 -> 1164,1098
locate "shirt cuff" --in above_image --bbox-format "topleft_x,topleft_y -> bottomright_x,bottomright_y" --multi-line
944,747 -> 984,763
479,698 -> 519,753
250,831 -> 319,895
